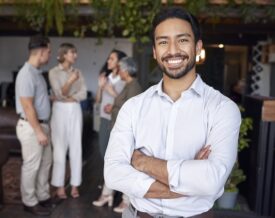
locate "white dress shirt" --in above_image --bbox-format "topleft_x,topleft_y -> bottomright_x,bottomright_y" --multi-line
104,75 -> 241,217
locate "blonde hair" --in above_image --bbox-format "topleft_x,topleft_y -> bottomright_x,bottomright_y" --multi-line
57,43 -> 77,63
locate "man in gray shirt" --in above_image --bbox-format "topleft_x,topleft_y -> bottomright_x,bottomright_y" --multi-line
15,35 -> 52,216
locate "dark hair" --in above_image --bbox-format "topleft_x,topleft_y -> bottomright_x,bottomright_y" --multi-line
99,62 -> 112,76
111,49 -> 127,61
57,43 -> 77,63
28,34 -> 50,50
101,49 -> 127,77
151,7 -> 201,45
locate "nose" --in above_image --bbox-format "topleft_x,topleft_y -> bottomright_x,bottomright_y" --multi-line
168,39 -> 179,55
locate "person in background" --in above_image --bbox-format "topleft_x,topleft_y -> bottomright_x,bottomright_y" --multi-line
104,7 -> 241,218
49,43 -> 87,199
95,49 -> 127,159
92,49 -> 127,208
15,35 -> 52,216
100,57 -> 143,213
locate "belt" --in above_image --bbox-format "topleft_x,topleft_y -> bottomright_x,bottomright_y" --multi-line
20,117 -> 48,124
131,204 -> 213,218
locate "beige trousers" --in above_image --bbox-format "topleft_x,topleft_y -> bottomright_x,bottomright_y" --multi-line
16,119 -> 52,206
50,102 -> 82,187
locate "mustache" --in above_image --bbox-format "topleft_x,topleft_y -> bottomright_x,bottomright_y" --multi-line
161,53 -> 188,62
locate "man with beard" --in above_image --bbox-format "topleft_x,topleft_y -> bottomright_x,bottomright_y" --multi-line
104,7 -> 241,218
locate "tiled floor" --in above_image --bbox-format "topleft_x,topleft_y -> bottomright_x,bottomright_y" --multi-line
0,132 -> 273,218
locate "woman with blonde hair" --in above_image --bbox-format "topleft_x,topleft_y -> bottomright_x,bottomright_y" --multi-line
49,43 -> 87,199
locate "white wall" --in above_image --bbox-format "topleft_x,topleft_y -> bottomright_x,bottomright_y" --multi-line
0,36 -> 133,96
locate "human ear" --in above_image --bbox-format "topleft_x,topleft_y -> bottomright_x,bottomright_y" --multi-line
153,47 -> 156,60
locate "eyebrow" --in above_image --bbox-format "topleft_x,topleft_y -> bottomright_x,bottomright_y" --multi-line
155,33 -> 192,41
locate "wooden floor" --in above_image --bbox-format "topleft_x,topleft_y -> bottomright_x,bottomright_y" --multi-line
0,132 -> 273,218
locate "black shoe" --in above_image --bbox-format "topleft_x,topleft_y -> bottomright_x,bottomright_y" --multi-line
23,204 -> 51,216
39,198 -> 55,208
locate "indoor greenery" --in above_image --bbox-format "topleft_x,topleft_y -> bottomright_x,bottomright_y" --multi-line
224,107 -> 253,192
2,0 -> 275,42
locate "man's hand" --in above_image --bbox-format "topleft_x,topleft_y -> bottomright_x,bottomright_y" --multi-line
35,128 -> 49,146
132,145 -> 211,173
195,145 -> 211,160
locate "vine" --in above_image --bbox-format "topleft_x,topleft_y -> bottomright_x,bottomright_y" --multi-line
5,0 -> 275,42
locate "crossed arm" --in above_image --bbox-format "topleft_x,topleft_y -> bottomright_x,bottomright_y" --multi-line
104,99 -> 241,200
131,146 -> 211,198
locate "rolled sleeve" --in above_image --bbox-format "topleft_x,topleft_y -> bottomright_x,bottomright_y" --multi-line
167,159 -> 182,189
131,172 -> 155,198
167,100 -> 241,196
104,98 -> 155,198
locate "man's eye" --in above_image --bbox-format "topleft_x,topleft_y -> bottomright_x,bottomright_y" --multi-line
179,39 -> 188,43
159,41 -> 168,45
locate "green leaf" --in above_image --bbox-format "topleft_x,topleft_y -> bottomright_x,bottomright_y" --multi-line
122,29 -> 130,36
129,36 -> 137,43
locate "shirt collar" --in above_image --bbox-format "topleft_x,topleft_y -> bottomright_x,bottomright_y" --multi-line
58,64 -> 73,72
189,74 -> 204,97
152,74 -> 204,98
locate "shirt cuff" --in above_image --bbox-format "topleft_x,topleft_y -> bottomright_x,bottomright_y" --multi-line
131,174 -> 155,198
167,160 -> 183,190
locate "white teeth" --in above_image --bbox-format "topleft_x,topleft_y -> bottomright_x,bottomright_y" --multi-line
167,59 -> 182,64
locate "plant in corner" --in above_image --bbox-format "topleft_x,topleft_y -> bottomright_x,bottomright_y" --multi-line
217,107 -> 253,209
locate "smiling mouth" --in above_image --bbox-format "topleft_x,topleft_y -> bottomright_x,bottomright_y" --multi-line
167,58 -> 183,65
164,55 -> 188,69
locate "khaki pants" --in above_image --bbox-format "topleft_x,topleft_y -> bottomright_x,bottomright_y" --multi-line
16,119 -> 52,206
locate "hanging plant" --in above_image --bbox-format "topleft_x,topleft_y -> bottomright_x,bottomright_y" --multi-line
7,0 -> 275,42
117,0 -> 161,43
15,0 -> 65,35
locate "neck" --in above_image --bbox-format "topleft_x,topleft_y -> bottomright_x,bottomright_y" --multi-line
125,76 -> 133,83
112,68 -> 118,76
162,69 -> 196,102
61,62 -> 71,71
28,56 -> 40,69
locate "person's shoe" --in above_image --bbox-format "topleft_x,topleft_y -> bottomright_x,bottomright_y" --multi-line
71,187 -> 80,198
113,200 -> 129,213
23,204 -> 51,216
56,187 -> 68,199
92,194 -> 113,207
39,198 -> 56,209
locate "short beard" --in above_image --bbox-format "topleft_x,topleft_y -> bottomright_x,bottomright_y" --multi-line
159,57 -> 196,79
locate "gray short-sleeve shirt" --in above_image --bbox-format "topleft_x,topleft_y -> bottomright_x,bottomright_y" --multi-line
15,62 -> 51,120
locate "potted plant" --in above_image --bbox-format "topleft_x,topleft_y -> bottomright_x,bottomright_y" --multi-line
217,109 -> 253,209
